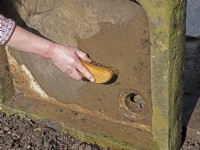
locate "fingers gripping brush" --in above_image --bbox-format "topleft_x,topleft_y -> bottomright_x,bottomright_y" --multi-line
81,59 -> 118,84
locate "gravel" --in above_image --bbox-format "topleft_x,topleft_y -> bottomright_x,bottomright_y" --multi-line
0,111 -> 105,150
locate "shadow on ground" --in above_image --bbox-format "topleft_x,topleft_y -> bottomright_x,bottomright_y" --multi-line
183,37 -> 200,128
181,37 -> 200,149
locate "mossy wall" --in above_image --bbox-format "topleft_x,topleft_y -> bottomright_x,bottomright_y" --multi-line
139,0 -> 186,149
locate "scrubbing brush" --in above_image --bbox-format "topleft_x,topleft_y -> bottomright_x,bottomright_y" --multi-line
81,59 -> 118,84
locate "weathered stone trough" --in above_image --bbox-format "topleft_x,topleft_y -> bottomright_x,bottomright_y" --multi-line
0,0 -> 186,149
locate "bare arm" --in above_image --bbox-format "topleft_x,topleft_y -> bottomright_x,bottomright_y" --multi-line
6,25 -> 94,82
6,26 -> 54,58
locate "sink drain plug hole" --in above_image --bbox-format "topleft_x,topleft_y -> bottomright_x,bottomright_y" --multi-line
118,89 -> 146,119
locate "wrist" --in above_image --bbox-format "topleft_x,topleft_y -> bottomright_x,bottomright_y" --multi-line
46,42 -> 57,59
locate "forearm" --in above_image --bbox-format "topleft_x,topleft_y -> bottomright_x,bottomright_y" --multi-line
6,25 -> 55,58
0,14 -> 94,81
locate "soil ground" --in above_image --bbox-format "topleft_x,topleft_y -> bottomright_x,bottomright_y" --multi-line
0,111 -> 106,150
0,38 -> 200,150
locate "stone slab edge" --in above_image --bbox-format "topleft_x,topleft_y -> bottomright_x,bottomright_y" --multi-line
138,0 -> 186,150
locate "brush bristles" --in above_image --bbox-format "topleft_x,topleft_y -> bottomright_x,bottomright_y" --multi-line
90,60 -> 119,76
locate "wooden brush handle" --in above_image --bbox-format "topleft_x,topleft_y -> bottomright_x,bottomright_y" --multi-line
81,59 -> 114,84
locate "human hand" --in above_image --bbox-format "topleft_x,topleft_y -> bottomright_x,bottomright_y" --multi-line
48,44 -> 94,82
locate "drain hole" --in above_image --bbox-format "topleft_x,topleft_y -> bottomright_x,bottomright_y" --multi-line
125,93 -> 145,113
118,89 -> 147,119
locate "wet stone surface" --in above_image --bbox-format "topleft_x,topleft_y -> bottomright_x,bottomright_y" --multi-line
0,111 -> 105,150
1,38 -> 200,150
